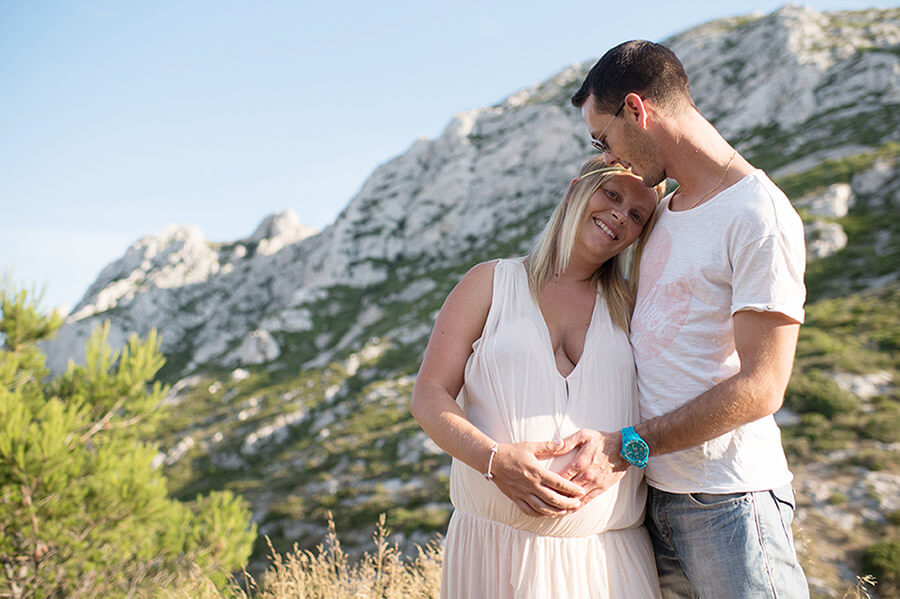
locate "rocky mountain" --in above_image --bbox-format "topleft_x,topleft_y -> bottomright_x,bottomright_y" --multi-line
41,5 -> 900,596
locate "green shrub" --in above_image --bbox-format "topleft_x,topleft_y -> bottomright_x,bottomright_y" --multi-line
0,285 -> 256,597
861,400 -> 900,443
862,540 -> 900,591
784,412 -> 856,454
786,372 -> 859,418
828,491 -> 849,505
845,449 -> 900,472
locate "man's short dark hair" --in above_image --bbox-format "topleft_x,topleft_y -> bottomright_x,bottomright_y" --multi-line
571,40 -> 694,114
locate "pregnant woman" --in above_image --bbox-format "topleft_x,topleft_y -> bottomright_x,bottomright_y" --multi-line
410,157 -> 665,598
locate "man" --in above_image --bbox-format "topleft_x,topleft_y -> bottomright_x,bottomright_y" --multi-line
556,40 -> 810,597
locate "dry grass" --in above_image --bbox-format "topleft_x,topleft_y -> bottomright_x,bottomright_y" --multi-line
227,514 -> 442,599
842,575 -> 878,599
14,514 -> 440,598
157,514 -> 886,599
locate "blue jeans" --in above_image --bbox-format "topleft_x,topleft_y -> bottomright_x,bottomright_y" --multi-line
646,484 -> 809,599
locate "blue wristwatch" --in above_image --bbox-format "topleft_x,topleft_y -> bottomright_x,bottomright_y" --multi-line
620,426 -> 649,468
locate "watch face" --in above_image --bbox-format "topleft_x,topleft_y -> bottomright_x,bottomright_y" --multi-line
624,439 -> 649,464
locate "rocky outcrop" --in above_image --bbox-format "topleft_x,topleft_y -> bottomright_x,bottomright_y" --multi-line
225,329 -> 281,366
248,210 -> 317,256
797,184 -> 856,219
42,212 -> 318,372
668,5 -> 900,157
805,221 -> 848,260
72,224 -> 219,322
799,183 -> 857,260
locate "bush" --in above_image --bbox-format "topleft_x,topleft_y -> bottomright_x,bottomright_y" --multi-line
861,402 -> 900,443
862,540 -> 900,593
845,449 -> 900,472
786,372 -> 859,418
0,285 -> 256,597
828,492 -> 849,505
784,412 -> 856,455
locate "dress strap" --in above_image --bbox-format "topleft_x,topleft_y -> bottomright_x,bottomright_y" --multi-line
482,258 -> 529,334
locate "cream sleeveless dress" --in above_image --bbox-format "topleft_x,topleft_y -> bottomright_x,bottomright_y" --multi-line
442,259 -> 660,598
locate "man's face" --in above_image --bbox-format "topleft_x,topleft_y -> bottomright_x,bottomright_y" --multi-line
581,94 -> 665,188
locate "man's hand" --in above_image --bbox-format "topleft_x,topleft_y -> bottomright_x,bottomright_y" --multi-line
554,429 -> 629,505
489,441 -> 587,517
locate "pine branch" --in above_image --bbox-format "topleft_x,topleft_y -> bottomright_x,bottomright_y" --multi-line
79,396 -> 126,444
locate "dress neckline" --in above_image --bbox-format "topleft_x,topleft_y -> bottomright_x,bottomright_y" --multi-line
515,261 -> 599,381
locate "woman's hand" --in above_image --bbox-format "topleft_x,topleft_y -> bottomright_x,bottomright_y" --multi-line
489,441 -> 586,518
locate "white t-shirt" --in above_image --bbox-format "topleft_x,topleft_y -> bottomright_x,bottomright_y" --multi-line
630,170 -> 806,494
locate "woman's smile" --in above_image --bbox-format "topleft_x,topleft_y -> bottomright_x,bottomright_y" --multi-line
592,216 -> 619,240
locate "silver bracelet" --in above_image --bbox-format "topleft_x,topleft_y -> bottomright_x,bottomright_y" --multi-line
483,442 -> 500,480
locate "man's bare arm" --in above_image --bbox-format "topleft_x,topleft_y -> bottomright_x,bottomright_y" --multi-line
635,310 -> 798,454
557,310 -> 800,501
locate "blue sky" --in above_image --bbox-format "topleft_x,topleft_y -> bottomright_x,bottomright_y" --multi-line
1,1 -> 890,312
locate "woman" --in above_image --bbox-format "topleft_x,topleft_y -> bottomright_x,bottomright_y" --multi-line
410,157 -> 665,598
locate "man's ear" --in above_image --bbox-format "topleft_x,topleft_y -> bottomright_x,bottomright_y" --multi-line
623,92 -> 649,129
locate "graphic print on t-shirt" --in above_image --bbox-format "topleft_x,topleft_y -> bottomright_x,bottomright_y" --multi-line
631,225 -> 698,362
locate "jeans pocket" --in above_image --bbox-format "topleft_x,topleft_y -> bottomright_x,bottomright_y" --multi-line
770,484 -> 797,531
686,491 -> 750,508
771,484 -> 796,511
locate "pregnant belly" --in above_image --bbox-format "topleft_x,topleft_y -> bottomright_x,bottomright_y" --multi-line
449,455 -> 639,538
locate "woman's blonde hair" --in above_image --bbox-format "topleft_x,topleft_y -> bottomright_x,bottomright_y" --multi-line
525,157 -> 665,334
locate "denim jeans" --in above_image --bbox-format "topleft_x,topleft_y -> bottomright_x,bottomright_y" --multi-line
646,484 -> 809,599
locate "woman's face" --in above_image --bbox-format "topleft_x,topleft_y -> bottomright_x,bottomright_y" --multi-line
576,172 -> 658,262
